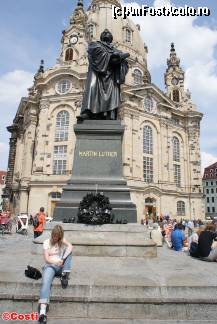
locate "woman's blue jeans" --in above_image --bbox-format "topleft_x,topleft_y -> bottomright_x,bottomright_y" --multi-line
39,253 -> 72,304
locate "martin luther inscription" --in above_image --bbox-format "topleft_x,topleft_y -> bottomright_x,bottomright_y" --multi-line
79,151 -> 118,158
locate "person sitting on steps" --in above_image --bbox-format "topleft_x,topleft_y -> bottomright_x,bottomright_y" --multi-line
38,225 -> 73,324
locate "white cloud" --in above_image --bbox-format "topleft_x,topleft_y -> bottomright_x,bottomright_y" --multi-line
0,142 -> 8,153
0,70 -> 33,170
201,152 -> 217,171
0,70 -> 34,106
0,142 -> 9,170
185,61 -> 217,107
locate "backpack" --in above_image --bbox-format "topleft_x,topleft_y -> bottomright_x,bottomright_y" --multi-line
189,241 -> 199,258
32,213 -> 39,228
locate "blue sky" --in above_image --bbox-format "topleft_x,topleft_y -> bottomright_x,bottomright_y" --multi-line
0,0 -> 217,171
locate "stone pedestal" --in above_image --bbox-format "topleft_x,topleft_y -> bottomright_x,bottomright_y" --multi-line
53,120 -> 137,222
33,223 -> 156,258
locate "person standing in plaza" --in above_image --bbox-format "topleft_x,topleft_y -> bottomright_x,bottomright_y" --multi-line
33,207 -> 46,239
38,224 -> 73,323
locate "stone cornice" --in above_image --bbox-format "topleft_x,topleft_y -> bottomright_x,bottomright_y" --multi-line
184,110 -> 203,120
127,182 -> 198,197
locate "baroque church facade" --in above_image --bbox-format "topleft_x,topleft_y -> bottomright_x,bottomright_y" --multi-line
4,0 -> 204,221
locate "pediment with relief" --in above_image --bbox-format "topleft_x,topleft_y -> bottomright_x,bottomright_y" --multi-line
123,84 -> 176,115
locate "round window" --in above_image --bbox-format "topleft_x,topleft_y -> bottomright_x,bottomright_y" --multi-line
56,80 -> 71,95
144,96 -> 154,112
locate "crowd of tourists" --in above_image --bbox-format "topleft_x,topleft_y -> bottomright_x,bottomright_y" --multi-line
144,216 -> 217,262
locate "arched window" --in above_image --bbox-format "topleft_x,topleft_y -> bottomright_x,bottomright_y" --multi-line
65,48 -> 73,61
177,201 -> 185,216
143,126 -> 153,154
125,28 -> 132,43
133,69 -> 143,85
144,96 -> 154,112
143,126 -> 153,183
173,89 -> 180,102
172,136 -> 180,162
55,110 -> 69,142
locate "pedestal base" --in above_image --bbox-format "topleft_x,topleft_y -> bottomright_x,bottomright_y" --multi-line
53,120 -> 137,223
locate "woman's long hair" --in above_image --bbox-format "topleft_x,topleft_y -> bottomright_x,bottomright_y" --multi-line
50,225 -> 64,247
204,223 -> 216,232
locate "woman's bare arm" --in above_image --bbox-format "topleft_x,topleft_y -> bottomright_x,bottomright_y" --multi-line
62,239 -> 73,259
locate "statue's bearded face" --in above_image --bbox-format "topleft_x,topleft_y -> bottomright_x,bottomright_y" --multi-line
100,30 -> 113,43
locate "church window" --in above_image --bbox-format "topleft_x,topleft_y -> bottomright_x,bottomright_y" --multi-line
143,157 -> 153,183
143,125 -> 153,183
65,48 -> 73,61
55,110 -> 69,142
51,192 -> 62,199
56,80 -> 71,94
177,201 -> 185,216
172,136 -> 180,162
173,89 -> 180,102
87,24 -> 94,40
144,96 -> 153,112
125,28 -> 132,43
133,69 -> 143,85
53,145 -> 67,175
174,164 -> 181,187
143,126 -> 153,154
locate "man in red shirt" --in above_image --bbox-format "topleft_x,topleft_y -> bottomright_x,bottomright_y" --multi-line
33,207 -> 46,239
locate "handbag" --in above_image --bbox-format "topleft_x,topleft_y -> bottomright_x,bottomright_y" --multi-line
25,265 -> 42,280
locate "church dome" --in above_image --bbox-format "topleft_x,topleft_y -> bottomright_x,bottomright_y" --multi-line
86,0 -> 147,69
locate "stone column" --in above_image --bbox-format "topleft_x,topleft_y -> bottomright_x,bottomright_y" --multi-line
19,105 -> 38,214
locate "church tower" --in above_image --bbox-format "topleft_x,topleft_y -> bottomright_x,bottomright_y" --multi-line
59,0 -> 87,67
164,43 -> 185,104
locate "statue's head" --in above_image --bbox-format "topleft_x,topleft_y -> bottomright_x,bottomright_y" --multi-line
100,29 -> 113,43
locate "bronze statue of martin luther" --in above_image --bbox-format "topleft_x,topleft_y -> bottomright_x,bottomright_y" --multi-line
80,29 -> 130,120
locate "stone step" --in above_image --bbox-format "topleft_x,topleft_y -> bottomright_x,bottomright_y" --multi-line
13,319 -> 216,324
36,320 -> 217,324
1,234 -> 217,323
1,283 -> 217,321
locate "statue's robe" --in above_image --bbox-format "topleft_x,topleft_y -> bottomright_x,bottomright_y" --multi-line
81,41 -> 129,115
